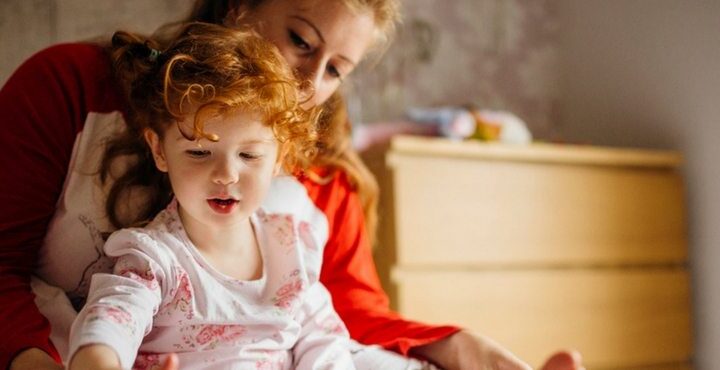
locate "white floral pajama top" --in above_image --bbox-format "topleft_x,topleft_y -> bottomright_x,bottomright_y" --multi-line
68,199 -> 354,370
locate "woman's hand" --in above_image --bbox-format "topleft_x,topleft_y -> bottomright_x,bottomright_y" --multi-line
159,353 -> 179,370
412,330 -> 584,370
9,348 -> 63,370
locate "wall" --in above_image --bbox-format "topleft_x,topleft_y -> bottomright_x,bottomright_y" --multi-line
556,1 -> 720,368
0,0 -> 189,84
1,0 -> 562,138
351,0 -> 560,136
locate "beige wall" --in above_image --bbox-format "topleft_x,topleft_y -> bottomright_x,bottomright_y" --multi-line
0,0 -> 190,85
557,1 -> 720,368
1,0 -> 562,136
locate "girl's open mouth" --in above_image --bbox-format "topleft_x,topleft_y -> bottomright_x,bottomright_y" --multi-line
207,198 -> 238,214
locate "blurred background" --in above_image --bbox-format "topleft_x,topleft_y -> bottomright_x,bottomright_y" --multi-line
1,1 -> 718,369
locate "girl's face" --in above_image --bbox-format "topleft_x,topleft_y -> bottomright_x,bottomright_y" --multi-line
234,0 -> 377,107
145,111 -> 279,233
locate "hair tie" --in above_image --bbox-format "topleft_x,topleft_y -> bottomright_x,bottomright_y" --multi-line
148,47 -> 162,62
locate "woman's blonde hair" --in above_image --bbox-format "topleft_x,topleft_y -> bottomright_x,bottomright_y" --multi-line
184,0 -> 400,246
101,22 -> 317,228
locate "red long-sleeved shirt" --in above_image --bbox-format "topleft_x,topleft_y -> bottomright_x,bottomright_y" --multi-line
0,43 -> 458,368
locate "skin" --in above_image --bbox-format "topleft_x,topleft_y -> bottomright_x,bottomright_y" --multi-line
145,112 -> 278,281
11,1 -> 584,369
230,0 -> 377,107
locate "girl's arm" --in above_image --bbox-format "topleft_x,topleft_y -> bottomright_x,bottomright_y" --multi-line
292,283 -> 355,370
69,231 -> 167,370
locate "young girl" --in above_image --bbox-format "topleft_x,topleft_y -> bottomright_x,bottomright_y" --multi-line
67,22 -> 361,370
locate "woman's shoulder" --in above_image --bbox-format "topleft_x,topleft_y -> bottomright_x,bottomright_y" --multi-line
4,42 -> 122,113
15,42 -> 112,80
298,167 -> 355,199
297,167 -> 359,216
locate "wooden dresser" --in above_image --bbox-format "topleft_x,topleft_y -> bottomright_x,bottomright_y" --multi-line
363,135 -> 692,370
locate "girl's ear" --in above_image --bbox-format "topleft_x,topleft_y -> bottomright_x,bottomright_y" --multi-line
144,129 -> 169,172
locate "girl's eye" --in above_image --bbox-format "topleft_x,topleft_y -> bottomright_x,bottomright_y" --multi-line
186,149 -> 210,158
289,30 -> 311,51
240,152 -> 261,161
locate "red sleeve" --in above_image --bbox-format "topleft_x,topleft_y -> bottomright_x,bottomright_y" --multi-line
0,43 -> 123,368
300,170 -> 460,356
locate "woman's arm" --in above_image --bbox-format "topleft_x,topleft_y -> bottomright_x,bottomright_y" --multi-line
8,349 -> 63,370
0,43 -> 116,369
411,331 -> 531,370
0,43 -> 124,369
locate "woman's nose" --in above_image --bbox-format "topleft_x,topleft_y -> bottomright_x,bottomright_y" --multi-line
212,158 -> 239,185
296,58 -> 326,106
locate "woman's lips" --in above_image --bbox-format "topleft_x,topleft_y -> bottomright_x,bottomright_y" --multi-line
207,198 -> 238,214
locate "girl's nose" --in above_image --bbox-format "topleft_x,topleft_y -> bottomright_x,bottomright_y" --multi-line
212,158 -> 239,185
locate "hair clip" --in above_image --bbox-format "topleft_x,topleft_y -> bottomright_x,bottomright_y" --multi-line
148,48 -> 162,62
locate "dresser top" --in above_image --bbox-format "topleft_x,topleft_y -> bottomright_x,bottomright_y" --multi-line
390,136 -> 683,169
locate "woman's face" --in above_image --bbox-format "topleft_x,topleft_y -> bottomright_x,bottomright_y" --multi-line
234,0 -> 377,107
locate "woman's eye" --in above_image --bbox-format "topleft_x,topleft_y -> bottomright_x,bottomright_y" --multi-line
327,64 -> 342,80
289,30 -> 311,51
186,149 -> 209,158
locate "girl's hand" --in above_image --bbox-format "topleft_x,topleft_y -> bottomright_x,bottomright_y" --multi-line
9,348 -> 63,370
68,348 -> 178,370
412,330 -> 584,370
68,345 -> 122,370
68,347 -> 179,370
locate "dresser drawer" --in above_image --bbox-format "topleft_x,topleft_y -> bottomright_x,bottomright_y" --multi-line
387,137 -> 686,267
393,268 -> 692,369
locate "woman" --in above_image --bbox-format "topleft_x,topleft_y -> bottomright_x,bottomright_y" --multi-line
0,1 -> 583,369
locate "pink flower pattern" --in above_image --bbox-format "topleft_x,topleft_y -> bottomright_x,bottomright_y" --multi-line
175,324 -> 247,350
198,324 -> 246,346
254,351 -> 286,370
115,261 -> 160,291
273,273 -> 304,310
255,359 -> 283,370
86,304 -> 135,335
319,316 -> 347,335
264,214 -> 296,251
298,221 -> 318,251
133,352 -> 163,370
161,268 -> 194,319
177,324 -> 247,350
75,204 -> 347,368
